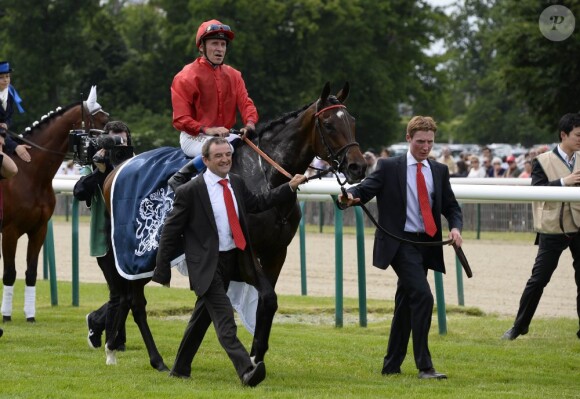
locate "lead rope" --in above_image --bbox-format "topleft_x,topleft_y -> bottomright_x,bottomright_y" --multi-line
333,174 -> 472,278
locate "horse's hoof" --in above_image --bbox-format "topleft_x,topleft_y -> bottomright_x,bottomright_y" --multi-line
2,316 -> 11,322
154,362 -> 170,372
26,317 -> 36,323
105,344 -> 117,366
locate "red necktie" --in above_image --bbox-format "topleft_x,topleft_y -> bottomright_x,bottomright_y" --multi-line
416,163 -> 437,237
218,179 -> 247,250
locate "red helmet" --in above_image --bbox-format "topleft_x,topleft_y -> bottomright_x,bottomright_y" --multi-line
196,19 -> 235,49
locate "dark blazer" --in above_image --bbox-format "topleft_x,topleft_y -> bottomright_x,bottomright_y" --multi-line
154,172 -> 295,296
1,91 -> 18,154
0,92 -> 15,127
348,155 -> 463,273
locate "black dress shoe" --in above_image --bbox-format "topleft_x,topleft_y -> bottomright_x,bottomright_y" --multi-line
241,361 -> 266,387
381,368 -> 401,376
169,370 -> 191,380
501,326 -> 529,340
3,315 -> 11,322
0,327 -> 3,338
418,368 -> 447,380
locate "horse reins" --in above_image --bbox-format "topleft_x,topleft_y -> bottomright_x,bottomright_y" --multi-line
3,128 -> 67,155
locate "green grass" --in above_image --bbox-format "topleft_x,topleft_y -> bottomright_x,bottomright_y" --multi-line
1,280 -> 578,398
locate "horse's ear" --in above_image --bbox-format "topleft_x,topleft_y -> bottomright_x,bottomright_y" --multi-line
86,85 -> 102,113
337,82 -> 350,103
320,82 -> 331,102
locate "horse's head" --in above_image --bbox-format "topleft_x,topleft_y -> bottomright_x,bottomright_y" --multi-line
311,82 -> 366,184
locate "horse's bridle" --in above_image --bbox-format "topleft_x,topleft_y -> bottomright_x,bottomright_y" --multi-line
313,103 -> 360,183
3,103 -> 109,156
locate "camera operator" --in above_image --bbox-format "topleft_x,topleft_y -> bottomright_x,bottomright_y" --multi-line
73,121 -> 134,350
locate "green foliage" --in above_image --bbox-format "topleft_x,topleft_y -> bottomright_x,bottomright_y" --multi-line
442,0 -> 579,145
0,280 -> 578,398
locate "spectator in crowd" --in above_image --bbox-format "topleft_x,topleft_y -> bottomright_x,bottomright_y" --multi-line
504,155 -> 521,178
467,156 -> 487,178
481,146 -> 493,161
482,157 -> 492,176
489,157 -> 506,177
379,147 -> 390,158
527,148 -> 539,161
451,160 -> 468,177
502,112 -> 580,341
519,160 -> 532,178
364,151 -> 378,177
437,146 -> 458,174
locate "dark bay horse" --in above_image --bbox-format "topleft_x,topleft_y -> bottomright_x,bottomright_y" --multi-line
102,82 -> 366,369
1,88 -> 109,321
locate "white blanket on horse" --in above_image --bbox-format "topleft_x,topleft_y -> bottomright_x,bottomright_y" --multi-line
110,146 -> 257,334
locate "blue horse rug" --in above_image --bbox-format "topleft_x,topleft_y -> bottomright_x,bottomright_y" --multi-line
110,146 -> 186,280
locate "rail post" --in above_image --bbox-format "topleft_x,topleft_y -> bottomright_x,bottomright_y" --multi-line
299,201 -> 307,296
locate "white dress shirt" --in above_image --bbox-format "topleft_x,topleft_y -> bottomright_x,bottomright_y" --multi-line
203,170 -> 240,251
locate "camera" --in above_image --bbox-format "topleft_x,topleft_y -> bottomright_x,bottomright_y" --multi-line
69,129 -> 133,167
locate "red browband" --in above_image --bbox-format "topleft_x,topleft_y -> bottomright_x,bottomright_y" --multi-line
314,104 -> 346,117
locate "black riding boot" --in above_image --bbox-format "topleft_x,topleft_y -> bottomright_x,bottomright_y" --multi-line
168,161 -> 198,192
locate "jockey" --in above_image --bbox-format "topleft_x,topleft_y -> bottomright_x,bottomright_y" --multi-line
0,61 -> 31,163
169,19 -> 258,190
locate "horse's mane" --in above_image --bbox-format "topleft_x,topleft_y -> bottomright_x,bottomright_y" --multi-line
257,95 -> 343,138
257,102 -> 314,137
22,102 -> 80,137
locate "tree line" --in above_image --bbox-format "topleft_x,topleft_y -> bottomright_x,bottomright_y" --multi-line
1,0 -> 579,153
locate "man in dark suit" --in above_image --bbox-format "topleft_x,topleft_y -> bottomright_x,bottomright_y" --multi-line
339,116 -> 463,380
152,137 -> 306,387
502,113 -> 580,341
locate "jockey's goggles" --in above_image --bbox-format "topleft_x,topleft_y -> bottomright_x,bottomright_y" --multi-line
206,24 -> 231,33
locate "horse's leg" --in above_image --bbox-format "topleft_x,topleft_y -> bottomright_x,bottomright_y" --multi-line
128,279 -> 169,372
1,230 -> 18,322
22,226 -> 48,322
250,249 -> 286,364
105,291 -> 131,366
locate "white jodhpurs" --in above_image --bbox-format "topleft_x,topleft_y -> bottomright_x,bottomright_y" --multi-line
179,132 -> 238,157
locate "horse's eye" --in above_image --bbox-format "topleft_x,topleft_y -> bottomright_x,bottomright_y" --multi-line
323,121 -> 333,130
